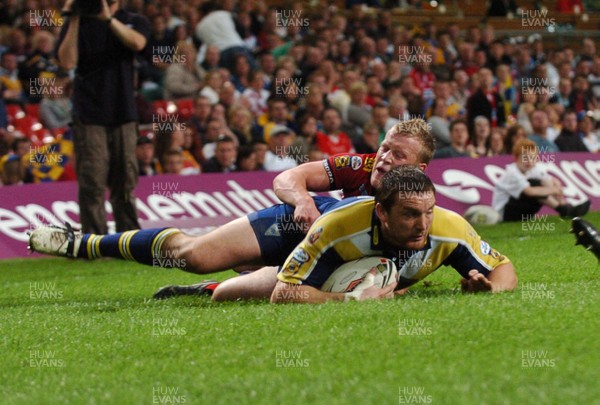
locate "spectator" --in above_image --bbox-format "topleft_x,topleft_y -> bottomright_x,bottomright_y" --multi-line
155,128 -> 201,175
5,28 -> 28,62
202,135 -> 237,173
0,0 -> 22,26
466,67 -> 506,133
492,139 -> 590,222
188,96 -> 212,143
434,119 -> 471,159
555,110 -> 588,152
57,0 -> 150,234
146,15 -> 174,81
252,140 -> 267,171
344,81 -> 371,139
504,124 -> 528,156
315,107 -> 354,157
161,149 -> 184,175
241,70 -> 269,116
496,64 -> 517,117
201,119 -> 227,160
544,105 -> 561,143
39,72 -> 72,130
353,122 -> 379,154
488,127 -> 506,156
372,103 -> 397,143
329,69 -> 360,121
200,45 -> 221,72
569,75 -> 596,113
427,98 -> 451,148
163,41 -> 204,100
290,115 -> 317,165
388,94 -> 410,122
230,54 -> 251,92
11,137 -> 30,158
199,70 -> 222,105
578,114 -> 600,153
228,104 -> 254,146
424,80 -> 462,120
263,125 -> 297,171
254,97 -> 294,143
235,145 -> 257,172
471,116 -> 492,157
549,78 -> 573,109
400,75 -> 424,116
528,110 -> 559,153
18,30 -> 59,103
517,90 -> 537,134
136,136 -> 159,176
0,52 -> 25,103
195,1 -> 255,72
0,154 -> 24,186
588,55 -> 600,100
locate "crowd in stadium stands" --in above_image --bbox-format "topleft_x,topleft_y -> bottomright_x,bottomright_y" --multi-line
0,0 -> 599,187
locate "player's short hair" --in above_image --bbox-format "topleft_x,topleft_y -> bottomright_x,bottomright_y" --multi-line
375,166 -> 436,212
388,118 -> 435,164
512,138 -> 537,158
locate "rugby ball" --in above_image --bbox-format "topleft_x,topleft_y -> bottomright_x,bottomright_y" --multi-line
321,257 -> 398,293
464,205 -> 500,226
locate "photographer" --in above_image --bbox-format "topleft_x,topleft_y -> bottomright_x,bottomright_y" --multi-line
57,0 -> 150,234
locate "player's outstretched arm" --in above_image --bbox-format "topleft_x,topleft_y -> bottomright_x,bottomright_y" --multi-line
460,263 -> 517,293
270,278 -> 397,304
273,162 -> 332,228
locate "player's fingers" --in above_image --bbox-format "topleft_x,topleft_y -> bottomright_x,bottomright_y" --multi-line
468,269 -> 479,278
381,281 -> 398,295
395,287 -> 409,296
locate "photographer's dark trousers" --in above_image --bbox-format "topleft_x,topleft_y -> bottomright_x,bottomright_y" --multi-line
502,179 -> 543,222
73,120 -> 140,234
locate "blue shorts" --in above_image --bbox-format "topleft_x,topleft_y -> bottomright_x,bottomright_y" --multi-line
247,196 -> 339,265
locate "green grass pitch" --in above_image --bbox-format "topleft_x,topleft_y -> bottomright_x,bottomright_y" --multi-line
1,213 -> 599,404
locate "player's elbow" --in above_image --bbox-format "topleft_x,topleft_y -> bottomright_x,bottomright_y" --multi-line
270,281 -> 299,304
491,264 -> 518,292
272,171 -> 290,195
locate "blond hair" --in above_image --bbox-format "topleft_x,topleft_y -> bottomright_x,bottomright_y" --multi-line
389,118 -> 435,164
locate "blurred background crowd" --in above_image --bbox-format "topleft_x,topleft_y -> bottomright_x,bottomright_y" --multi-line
0,0 -> 599,186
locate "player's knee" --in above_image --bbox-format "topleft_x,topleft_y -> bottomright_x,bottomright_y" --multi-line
211,283 -> 235,302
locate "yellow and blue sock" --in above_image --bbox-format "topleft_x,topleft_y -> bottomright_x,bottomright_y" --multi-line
78,228 -> 181,266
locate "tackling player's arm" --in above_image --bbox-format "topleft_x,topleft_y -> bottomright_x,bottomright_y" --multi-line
273,161 -> 331,228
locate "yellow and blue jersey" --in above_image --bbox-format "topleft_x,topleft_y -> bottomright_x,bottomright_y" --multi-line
277,197 -> 511,290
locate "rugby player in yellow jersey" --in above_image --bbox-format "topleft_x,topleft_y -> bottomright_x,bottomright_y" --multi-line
270,166 -> 517,303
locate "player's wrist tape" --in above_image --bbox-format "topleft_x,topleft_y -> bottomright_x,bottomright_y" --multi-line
344,290 -> 361,302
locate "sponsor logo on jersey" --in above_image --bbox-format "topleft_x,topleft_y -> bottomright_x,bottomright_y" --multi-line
287,258 -> 303,274
308,227 -> 323,244
363,157 -> 375,172
324,160 -> 334,185
480,241 -> 491,255
293,248 -> 310,263
351,156 -> 362,171
334,155 -> 350,169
